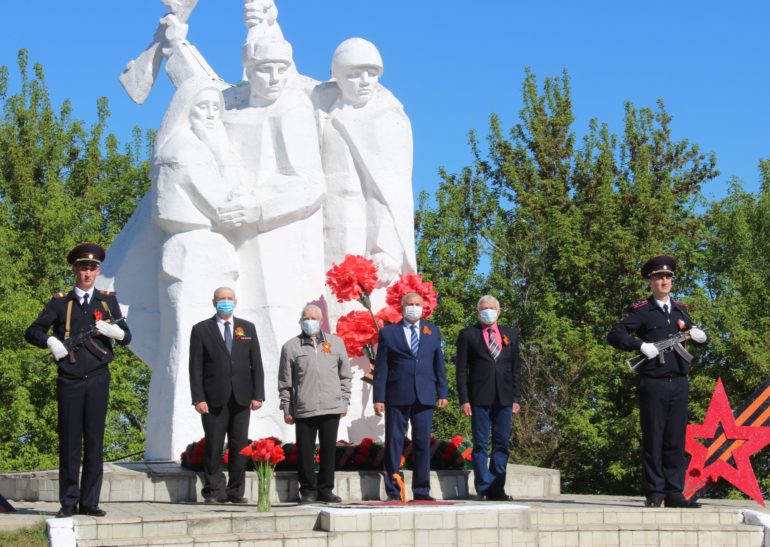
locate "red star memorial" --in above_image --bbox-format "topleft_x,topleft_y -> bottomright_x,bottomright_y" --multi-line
684,377 -> 770,506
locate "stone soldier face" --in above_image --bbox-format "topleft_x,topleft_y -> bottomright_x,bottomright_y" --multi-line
189,89 -> 222,132
338,66 -> 380,107
246,61 -> 290,102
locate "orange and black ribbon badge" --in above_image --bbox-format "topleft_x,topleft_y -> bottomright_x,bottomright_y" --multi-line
684,377 -> 770,506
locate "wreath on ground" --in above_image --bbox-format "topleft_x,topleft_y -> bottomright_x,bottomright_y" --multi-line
181,435 -> 472,472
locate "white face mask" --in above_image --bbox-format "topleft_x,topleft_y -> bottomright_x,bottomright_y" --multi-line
403,305 -> 423,322
479,308 -> 498,325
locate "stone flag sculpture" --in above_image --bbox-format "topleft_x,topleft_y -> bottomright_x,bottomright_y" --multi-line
99,0 -> 416,461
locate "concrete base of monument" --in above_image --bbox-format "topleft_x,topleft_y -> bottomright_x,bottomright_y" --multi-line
0,462 -> 560,504
3,496 -> 767,547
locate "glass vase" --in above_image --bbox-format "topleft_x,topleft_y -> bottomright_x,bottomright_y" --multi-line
257,465 -> 272,512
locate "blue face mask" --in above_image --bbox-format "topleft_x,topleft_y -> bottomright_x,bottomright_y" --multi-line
479,308 -> 498,325
300,319 -> 320,336
215,299 -> 235,315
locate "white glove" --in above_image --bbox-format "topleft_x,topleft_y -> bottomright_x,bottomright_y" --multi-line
96,320 -> 125,341
640,342 -> 660,360
689,327 -> 707,344
46,337 -> 68,360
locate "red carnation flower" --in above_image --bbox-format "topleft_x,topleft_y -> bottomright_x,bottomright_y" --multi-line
326,255 -> 379,303
375,305 -> 403,326
385,273 -> 438,319
336,311 -> 379,357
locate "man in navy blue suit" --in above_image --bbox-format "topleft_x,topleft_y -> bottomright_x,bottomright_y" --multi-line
373,292 -> 448,501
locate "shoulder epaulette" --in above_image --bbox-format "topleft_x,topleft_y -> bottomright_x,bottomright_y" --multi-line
674,300 -> 688,308
52,291 -> 68,299
631,299 -> 648,309
99,290 -> 117,296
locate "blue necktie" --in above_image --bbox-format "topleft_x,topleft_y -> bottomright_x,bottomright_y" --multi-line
224,321 -> 233,354
410,324 -> 419,356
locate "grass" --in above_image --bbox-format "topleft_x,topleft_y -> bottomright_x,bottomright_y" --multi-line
0,521 -> 47,547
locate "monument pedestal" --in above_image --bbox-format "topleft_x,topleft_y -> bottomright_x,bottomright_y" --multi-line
0,462 -> 559,504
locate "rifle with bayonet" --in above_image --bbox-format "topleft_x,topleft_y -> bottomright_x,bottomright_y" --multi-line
626,326 -> 708,371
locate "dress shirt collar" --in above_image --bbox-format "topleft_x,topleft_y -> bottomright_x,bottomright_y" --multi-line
74,286 -> 94,302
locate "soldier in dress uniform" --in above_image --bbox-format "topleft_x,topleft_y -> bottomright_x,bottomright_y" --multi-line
608,255 -> 707,508
25,243 -> 131,518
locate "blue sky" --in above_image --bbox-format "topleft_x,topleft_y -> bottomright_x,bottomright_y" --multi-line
2,1 -> 768,202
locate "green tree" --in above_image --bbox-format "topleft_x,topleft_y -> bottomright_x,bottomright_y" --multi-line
418,68 -> 718,493
0,50 -> 152,471
688,167 -> 770,496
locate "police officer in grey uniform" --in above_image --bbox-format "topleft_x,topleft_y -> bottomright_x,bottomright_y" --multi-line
608,256 -> 706,508
25,243 -> 131,517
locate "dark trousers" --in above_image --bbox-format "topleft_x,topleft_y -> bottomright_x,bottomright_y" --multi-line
57,371 -> 110,509
471,404 -> 513,496
638,376 -> 689,501
383,403 -> 433,497
295,414 -> 340,496
201,394 -> 250,500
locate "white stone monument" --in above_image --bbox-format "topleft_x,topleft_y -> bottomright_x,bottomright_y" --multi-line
100,1 -> 416,461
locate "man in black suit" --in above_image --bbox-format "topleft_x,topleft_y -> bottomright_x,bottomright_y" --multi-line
189,286 -> 265,504
608,256 -> 706,508
455,295 -> 521,502
25,242 -> 132,518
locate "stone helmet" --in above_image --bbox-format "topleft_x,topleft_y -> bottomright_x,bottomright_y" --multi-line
331,37 -> 383,80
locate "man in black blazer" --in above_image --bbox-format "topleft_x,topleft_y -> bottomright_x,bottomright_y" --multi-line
189,286 -> 265,504
455,295 -> 521,501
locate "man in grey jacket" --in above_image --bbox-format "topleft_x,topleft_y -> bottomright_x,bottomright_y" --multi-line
278,304 -> 352,503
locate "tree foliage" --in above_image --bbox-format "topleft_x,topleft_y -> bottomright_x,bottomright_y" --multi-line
0,50 -> 152,471
417,68 -> 738,494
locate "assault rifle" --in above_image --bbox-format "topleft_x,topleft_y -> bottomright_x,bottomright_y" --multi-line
626,326 -> 708,371
30,315 -> 127,368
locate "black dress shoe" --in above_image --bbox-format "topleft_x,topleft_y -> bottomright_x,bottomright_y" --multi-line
228,497 -> 249,504
385,495 -> 402,502
486,492 -> 514,502
318,492 -> 342,503
203,496 -> 227,505
299,493 -> 318,504
413,494 -> 436,501
56,506 -> 76,518
473,493 -> 488,501
78,506 -> 107,517
665,497 -> 701,508
644,497 -> 664,508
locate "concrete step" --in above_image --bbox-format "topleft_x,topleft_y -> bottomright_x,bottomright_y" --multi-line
0,462 -> 560,504
76,530 -> 331,546
13,496 -> 768,546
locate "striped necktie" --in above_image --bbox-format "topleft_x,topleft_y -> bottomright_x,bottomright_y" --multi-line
488,328 -> 501,360
410,324 -> 419,356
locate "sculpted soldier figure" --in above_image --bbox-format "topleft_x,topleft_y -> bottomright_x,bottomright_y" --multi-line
608,256 -> 707,508
25,243 -> 131,517
314,37 -> 417,286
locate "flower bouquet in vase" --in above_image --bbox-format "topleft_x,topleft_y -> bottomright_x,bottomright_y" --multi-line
240,437 -> 285,511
